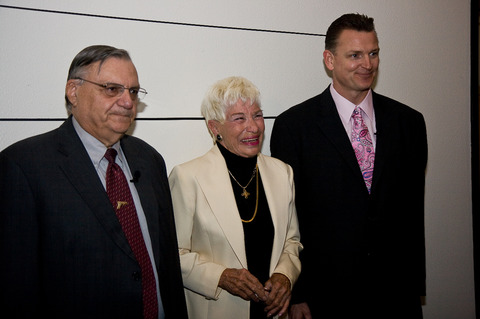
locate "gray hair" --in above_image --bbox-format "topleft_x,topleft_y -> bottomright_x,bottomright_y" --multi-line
65,45 -> 131,111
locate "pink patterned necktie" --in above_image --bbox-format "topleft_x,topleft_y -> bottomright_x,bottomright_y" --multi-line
104,148 -> 158,319
351,107 -> 375,193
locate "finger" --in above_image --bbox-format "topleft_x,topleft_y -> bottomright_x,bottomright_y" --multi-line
237,270 -> 267,301
264,293 -> 286,315
243,286 -> 264,302
252,288 -> 268,302
265,287 -> 290,315
220,269 -> 258,300
242,272 -> 268,301
264,280 -> 272,292
265,282 -> 288,305
277,296 -> 290,317
289,303 -> 312,319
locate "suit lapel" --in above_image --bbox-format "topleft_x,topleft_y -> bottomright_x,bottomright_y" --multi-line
370,92 -> 392,193
121,137 -> 163,265
318,89 -> 393,194
55,118 -> 135,260
316,89 -> 365,182
196,146 -> 248,268
257,154 -> 288,274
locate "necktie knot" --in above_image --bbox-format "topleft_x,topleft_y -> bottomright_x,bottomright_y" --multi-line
104,148 -> 118,164
352,106 -> 363,121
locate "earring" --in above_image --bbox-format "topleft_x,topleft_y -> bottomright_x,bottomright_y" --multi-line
216,134 -> 222,141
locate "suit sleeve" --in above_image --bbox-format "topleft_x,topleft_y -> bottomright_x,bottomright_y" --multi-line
168,165 -> 227,300
271,115 -> 301,176
412,112 -> 428,296
271,164 -> 303,287
0,151 -> 40,314
270,117 -> 310,304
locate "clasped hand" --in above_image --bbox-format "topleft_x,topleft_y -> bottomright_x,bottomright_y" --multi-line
218,268 -> 291,317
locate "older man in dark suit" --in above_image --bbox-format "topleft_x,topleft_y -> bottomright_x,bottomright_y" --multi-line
271,14 -> 428,319
0,45 -> 188,319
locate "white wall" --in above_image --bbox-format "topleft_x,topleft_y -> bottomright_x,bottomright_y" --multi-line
0,1 -> 474,317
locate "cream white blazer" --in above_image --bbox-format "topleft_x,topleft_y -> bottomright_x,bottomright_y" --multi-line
169,145 -> 303,319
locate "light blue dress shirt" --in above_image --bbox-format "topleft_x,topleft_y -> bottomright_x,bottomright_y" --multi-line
72,117 -> 164,319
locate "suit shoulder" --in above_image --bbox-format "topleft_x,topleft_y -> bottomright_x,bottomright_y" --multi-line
168,150 -> 217,187
278,93 -> 321,117
1,128 -> 58,158
259,154 -> 293,173
373,91 -> 423,117
121,134 -> 166,161
275,88 -> 331,123
122,134 -> 155,151
170,148 -> 213,174
261,153 -> 288,165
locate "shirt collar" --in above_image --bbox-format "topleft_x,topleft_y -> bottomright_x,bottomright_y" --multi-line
329,84 -> 374,122
72,116 -> 122,168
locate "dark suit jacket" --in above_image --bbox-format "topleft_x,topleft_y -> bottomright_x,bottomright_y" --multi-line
0,116 -> 188,318
271,87 -> 428,318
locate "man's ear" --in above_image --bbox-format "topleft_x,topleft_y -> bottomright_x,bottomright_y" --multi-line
323,50 -> 335,71
65,79 -> 78,107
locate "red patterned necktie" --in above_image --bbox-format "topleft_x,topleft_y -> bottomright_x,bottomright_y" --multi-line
104,148 -> 158,319
351,107 -> 375,193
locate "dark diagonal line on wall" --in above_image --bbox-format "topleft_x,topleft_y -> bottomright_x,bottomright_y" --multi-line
0,4 -> 311,122
0,5 -> 325,37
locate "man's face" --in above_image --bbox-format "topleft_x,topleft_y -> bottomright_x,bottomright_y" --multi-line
324,29 -> 379,104
67,57 -> 139,147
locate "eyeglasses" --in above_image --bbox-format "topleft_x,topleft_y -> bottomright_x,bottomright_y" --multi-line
76,78 -> 148,100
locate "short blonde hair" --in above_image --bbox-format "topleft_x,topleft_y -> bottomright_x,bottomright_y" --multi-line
201,76 -> 261,128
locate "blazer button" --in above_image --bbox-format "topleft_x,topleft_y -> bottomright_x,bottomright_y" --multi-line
132,271 -> 141,281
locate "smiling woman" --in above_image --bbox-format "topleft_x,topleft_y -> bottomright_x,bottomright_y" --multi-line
200,76 -> 266,158
208,97 -> 265,158
168,76 -> 303,319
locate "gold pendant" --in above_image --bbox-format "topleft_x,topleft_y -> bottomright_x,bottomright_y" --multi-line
241,188 -> 250,199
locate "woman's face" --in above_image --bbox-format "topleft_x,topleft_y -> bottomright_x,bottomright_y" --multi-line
209,98 -> 265,158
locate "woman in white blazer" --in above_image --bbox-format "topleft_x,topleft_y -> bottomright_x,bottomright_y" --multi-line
169,76 -> 302,319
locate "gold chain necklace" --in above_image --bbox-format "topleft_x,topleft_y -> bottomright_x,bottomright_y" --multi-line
228,164 -> 257,199
228,164 -> 259,223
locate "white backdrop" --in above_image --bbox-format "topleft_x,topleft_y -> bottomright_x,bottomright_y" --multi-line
0,1 -> 474,317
